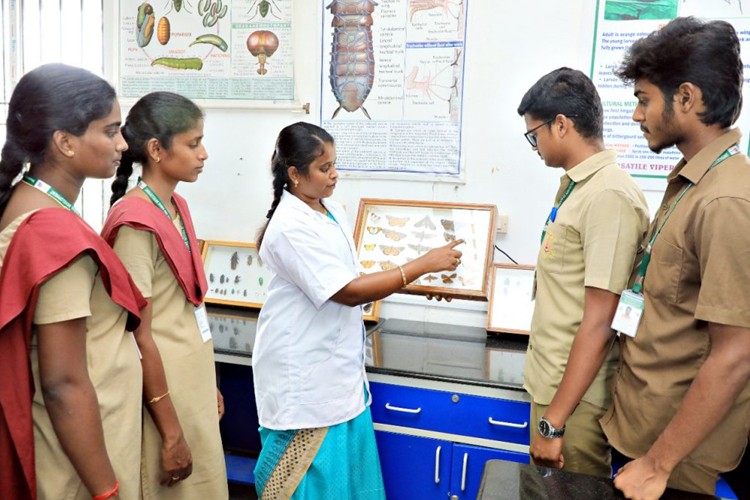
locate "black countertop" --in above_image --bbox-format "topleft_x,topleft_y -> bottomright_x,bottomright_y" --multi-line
207,307 -> 529,391
477,460 -> 723,500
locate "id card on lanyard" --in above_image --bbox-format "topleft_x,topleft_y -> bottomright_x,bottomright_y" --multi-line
611,145 -> 740,337
194,304 -> 212,343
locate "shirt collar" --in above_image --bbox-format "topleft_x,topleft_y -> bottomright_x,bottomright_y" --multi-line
564,149 -> 617,184
279,189 -> 333,221
668,128 -> 742,185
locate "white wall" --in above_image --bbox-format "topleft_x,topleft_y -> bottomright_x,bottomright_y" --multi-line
4,1 -> 665,327
175,0 -> 608,326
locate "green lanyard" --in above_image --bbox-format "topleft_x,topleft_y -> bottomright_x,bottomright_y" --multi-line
632,145 -> 740,294
137,178 -> 191,251
23,175 -> 81,215
541,179 -> 576,244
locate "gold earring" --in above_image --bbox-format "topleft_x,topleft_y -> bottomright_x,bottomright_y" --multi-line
292,180 -> 298,187
66,150 -> 75,157
155,157 -> 161,163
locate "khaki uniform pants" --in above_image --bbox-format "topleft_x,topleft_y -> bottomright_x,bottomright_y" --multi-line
531,400 -> 611,478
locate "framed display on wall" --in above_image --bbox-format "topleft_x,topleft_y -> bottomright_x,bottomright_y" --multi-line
486,264 -> 535,335
201,240 -> 271,308
207,309 -> 257,356
353,198 -> 497,301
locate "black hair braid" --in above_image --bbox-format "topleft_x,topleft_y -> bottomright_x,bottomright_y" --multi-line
0,140 -> 27,216
110,151 -> 135,207
257,152 -> 289,249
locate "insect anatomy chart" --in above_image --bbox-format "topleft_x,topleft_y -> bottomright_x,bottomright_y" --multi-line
118,0 -> 294,102
320,0 -> 469,177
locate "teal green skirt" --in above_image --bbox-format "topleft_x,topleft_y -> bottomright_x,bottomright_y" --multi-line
255,405 -> 386,499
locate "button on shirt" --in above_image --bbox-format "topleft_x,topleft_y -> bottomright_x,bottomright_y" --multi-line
253,191 -> 368,430
525,150 -> 650,409
602,128 -> 750,472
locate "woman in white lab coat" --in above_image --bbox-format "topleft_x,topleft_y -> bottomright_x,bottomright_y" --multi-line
252,122 -> 463,499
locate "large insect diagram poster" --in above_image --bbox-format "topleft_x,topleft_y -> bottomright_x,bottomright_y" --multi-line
118,0 -> 295,103
320,0 -> 468,177
591,0 -> 750,188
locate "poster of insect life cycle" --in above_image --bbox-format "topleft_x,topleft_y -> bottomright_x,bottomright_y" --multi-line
320,0 -> 468,177
353,199 -> 496,301
591,0 -> 750,189
117,0 -> 294,102
201,241 -> 272,308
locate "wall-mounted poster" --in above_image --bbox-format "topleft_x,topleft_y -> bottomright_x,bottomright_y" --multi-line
114,0 -> 296,105
201,240 -> 271,308
486,264 -> 535,335
353,198 -> 496,301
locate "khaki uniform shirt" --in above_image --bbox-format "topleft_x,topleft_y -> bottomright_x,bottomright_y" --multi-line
113,224 -> 227,500
602,129 -> 750,473
0,212 -> 142,500
525,150 -> 649,408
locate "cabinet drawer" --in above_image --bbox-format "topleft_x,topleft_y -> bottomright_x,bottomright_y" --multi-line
369,382 -> 530,445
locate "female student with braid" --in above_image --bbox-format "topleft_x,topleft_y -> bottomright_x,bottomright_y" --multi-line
252,122 -> 463,499
102,91 -> 227,499
0,64 -> 146,499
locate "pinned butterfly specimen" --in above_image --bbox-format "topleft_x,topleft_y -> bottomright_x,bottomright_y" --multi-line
414,215 -> 436,230
360,260 -> 376,268
441,272 -> 457,284
423,274 -> 438,282
444,232 -> 456,242
386,215 -> 409,227
247,255 -> 253,266
366,226 -> 383,235
380,261 -> 397,271
230,251 -> 239,270
380,245 -> 404,256
234,275 -> 241,284
440,219 -> 455,231
412,231 -> 437,240
408,243 -> 431,254
364,243 -> 376,251
209,273 -> 215,283
369,213 -> 382,222
383,230 -> 406,241
459,276 -> 474,287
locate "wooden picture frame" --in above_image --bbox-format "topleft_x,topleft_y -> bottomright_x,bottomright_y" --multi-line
353,199 -> 497,301
486,264 -> 536,335
201,240 -> 271,309
362,300 -> 381,323
207,310 -> 257,356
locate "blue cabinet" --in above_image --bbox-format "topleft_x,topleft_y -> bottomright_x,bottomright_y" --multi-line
376,431 -> 452,499
369,378 -> 530,499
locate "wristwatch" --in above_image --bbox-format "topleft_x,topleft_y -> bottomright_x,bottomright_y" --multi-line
538,417 -> 565,439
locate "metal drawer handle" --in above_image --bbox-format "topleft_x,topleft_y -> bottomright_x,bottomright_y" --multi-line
461,452 -> 468,491
385,402 -> 422,414
434,446 -> 441,484
488,417 -> 529,429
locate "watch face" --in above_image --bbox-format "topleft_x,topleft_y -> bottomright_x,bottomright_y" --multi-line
539,419 -> 551,437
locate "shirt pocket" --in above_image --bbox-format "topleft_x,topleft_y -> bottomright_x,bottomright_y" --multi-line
646,238 -> 683,304
538,221 -> 573,275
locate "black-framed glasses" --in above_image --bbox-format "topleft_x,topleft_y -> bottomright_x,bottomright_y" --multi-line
523,118 -> 554,148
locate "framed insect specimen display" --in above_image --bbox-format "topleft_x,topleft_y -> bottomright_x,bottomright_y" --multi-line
362,300 -> 380,323
201,240 -> 272,309
486,264 -> 535,335
353,199 -> 497,301
207,308 -> 258,356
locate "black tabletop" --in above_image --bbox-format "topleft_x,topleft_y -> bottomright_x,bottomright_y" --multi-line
477,460 -> 722,500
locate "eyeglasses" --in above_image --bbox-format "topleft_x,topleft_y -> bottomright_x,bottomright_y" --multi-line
523,118 -> 554,148
523,115 -> 579,148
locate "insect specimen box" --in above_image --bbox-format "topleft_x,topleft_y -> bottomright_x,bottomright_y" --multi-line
353,198 -> 497,301
486,264 -> 535,335
201,240 -> 271,309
